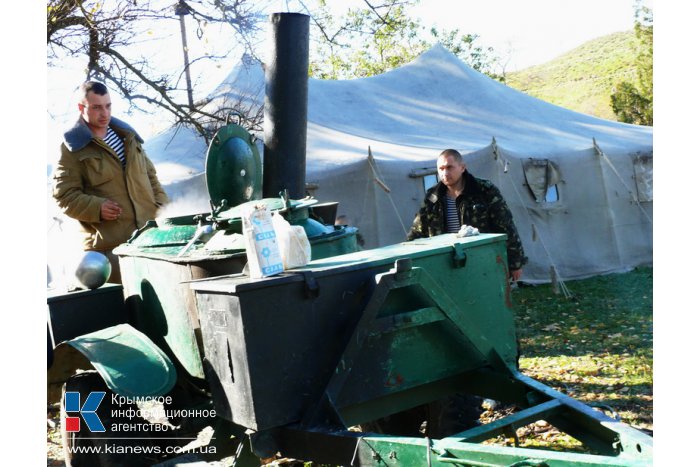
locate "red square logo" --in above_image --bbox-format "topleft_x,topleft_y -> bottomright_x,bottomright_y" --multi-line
65,416 -> 81,432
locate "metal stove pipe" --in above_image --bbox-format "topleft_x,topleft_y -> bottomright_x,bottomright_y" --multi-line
263,12 -> 310,199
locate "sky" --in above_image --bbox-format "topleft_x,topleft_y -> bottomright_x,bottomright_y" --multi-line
45,0 -> 646,151
408,0 -> 639,71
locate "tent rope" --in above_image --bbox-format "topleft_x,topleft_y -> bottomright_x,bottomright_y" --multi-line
593,138 -> 653,224
360,159 -> 372,234
367,146 -> 409,236
491,139 -> 572,297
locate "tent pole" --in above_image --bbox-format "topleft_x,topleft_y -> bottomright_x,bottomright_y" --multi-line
549,266 -> 560,295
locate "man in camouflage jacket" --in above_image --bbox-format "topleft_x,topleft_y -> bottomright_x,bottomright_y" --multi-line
407,149 -> 527,280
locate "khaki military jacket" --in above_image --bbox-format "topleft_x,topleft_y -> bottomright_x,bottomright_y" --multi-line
52,117 -> 169,251
407,172 -> 527,271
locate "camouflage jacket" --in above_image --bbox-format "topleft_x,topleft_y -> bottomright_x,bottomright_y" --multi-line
407,172 -> 527,271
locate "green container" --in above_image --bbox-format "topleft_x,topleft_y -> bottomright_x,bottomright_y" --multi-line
115,204 -> 359,382
189,233 -> 516,430
115,123 -> 359,382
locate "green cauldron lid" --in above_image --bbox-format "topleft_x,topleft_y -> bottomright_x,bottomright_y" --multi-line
205,124 -> 262,209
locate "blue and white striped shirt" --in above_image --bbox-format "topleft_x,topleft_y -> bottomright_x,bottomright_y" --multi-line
445,196 -> 461,233
103,127 -> 126,168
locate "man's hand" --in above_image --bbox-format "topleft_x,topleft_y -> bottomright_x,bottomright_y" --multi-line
510,268 -> 522,282
100,199 -> 122,221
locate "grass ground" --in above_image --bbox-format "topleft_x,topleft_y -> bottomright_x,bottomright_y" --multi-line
489,266 -> 653,451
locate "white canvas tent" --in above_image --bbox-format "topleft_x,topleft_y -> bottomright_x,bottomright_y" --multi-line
146,45 -> 652,283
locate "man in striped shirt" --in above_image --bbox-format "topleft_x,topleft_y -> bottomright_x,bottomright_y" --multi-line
53,81 -> 169,283
404,149 -> 527,437
407,149 -> 527,281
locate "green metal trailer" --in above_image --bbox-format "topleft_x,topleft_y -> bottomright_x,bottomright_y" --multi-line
189,233 -> 652,466
46,12 -> 652,466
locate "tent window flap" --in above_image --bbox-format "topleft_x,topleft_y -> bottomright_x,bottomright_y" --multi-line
409,167 -> 438,193
633,155 -> 653,202
522,159 -> 562,203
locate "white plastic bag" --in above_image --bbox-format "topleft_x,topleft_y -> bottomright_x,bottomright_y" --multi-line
241,204 -> 284,278
271,212 -> 311,269
456,224 -> 480,238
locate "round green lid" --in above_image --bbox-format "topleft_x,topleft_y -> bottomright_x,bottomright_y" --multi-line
205,124 -> 262,209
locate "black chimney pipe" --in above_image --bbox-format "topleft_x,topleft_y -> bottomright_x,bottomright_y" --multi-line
263,12 -> 310,199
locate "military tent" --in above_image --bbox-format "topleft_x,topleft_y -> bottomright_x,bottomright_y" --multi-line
146,45 -> 653,284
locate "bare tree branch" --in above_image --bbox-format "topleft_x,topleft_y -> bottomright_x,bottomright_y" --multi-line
48,0 -> 268,141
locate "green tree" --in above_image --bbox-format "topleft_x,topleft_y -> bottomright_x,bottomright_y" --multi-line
426,27 -> 502,81
307,0 -> 501,80
611,2 -> 652,125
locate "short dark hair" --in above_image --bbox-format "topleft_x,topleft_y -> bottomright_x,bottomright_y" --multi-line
79,81 -> 109,100
439,149 -> 463,163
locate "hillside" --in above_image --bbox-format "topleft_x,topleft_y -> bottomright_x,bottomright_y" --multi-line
505,31 -> 639,121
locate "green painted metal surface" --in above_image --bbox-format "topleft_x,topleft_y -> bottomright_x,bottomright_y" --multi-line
213,197 -> 337,240
206,124 -> 262,209
65,324 -> 176,397
128,221 -> 199,248
118,255 -> 212,380
191,232 -> 651,465
320,235 -> 518,425
308,224 -> 359,259
214,197 -> 287,221
190,233 -> 515,430
121,197 -> 358,261
114,199 -> 359,382
355,435 -> 652,466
